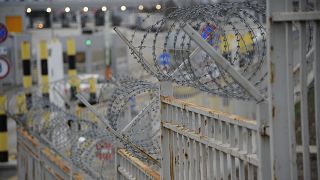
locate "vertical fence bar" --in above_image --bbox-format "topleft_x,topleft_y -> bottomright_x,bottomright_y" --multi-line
267,0 -> 292,179
315,2 -> 320,176
257,102 -> 271,180
207,147 -> 213,179
230,156 -> 236,180
177,133 -> 182,180
0,95 -> 8,162
200,143 -> 207,180
239,159 -> 245,180
194,141 -> 200,179
298,9 -> 311,179
221,152 -> 227,180
183,136 -> 189,180
160,80 -> 173,180
161,124 -> 173,180
214,149 -> 220,180
284,1 -> 298,177
173,132 -> 179,180
188,138 -> 194,180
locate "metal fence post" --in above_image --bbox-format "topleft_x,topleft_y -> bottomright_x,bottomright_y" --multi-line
314,2 -> 320,176
257,101 -> 271,180
160,81 -> 173,180
267,0 -> 296,179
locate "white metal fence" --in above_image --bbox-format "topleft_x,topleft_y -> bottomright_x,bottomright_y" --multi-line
160,96 -> 263,180
268,0 -> 320,179
17,128 -> 84,180
115,149 -> 160,180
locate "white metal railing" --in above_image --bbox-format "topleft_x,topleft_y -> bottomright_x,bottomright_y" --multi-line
160,96 -> 261,179
115,149 -> 160,180
268,0 -> 320,179
17,128 -> 84,180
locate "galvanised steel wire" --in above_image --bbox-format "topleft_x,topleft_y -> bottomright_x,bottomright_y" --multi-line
126,2 -> 268,100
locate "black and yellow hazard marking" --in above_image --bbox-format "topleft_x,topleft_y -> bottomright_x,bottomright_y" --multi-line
39,40 -> 49,103
16,94 -> 27,115
39,41 -> 51,126
0,95 -> 8,162
67,38 -> 79,101
21,41 -> 32,109
89,77 -> 97,104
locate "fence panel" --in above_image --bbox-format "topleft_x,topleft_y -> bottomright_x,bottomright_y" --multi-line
160,96 -> 260,180
268,0 -> 320,179
17,128 -> 84,180
115,149 -> 160,180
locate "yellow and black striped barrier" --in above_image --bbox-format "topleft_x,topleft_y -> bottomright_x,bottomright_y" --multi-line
0,95 -> 8,162
39,40 -> 49,104
77,77 -> 98,122
67,38 -> 79,101
39,40 -> 51,127
21,41 -> 32,110
89,77 -> 97,104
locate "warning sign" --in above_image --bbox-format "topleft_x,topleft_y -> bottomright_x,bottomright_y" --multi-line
0,56 -> 10,79
0,23 -> 8,44
96,142 -> 113,160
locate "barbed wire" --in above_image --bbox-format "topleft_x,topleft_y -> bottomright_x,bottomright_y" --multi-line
5,77 -> 161,179
121,2 -> 268,100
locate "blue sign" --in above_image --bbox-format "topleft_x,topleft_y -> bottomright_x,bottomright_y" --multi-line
159,52 -> 171,66
0,23 -> 8,44
201,25 -> 214,39
200,24 -> 218,46
129,97 -> 136,112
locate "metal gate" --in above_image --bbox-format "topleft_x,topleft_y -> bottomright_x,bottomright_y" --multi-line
157,0 -> 320,179
267,0 -> 320,179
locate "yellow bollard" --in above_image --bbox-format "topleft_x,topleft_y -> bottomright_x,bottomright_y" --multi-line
89,77 -> 97,104
39,40 -> 49,102
21,41 -> 33,109
0,95 -> 8,162
67,38 -> 79,100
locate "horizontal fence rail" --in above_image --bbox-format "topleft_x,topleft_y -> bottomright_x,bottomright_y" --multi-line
17,128 -> 84,180
115,149 -> 160,180
161,96 -> 260,180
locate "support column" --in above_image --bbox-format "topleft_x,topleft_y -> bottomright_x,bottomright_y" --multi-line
21,41 -> 32,110
0,95 -> 8,162
67,38 -> 78,101
89,77 -> 97,104
39,40 -> 50,128
39,40 -> 49,103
